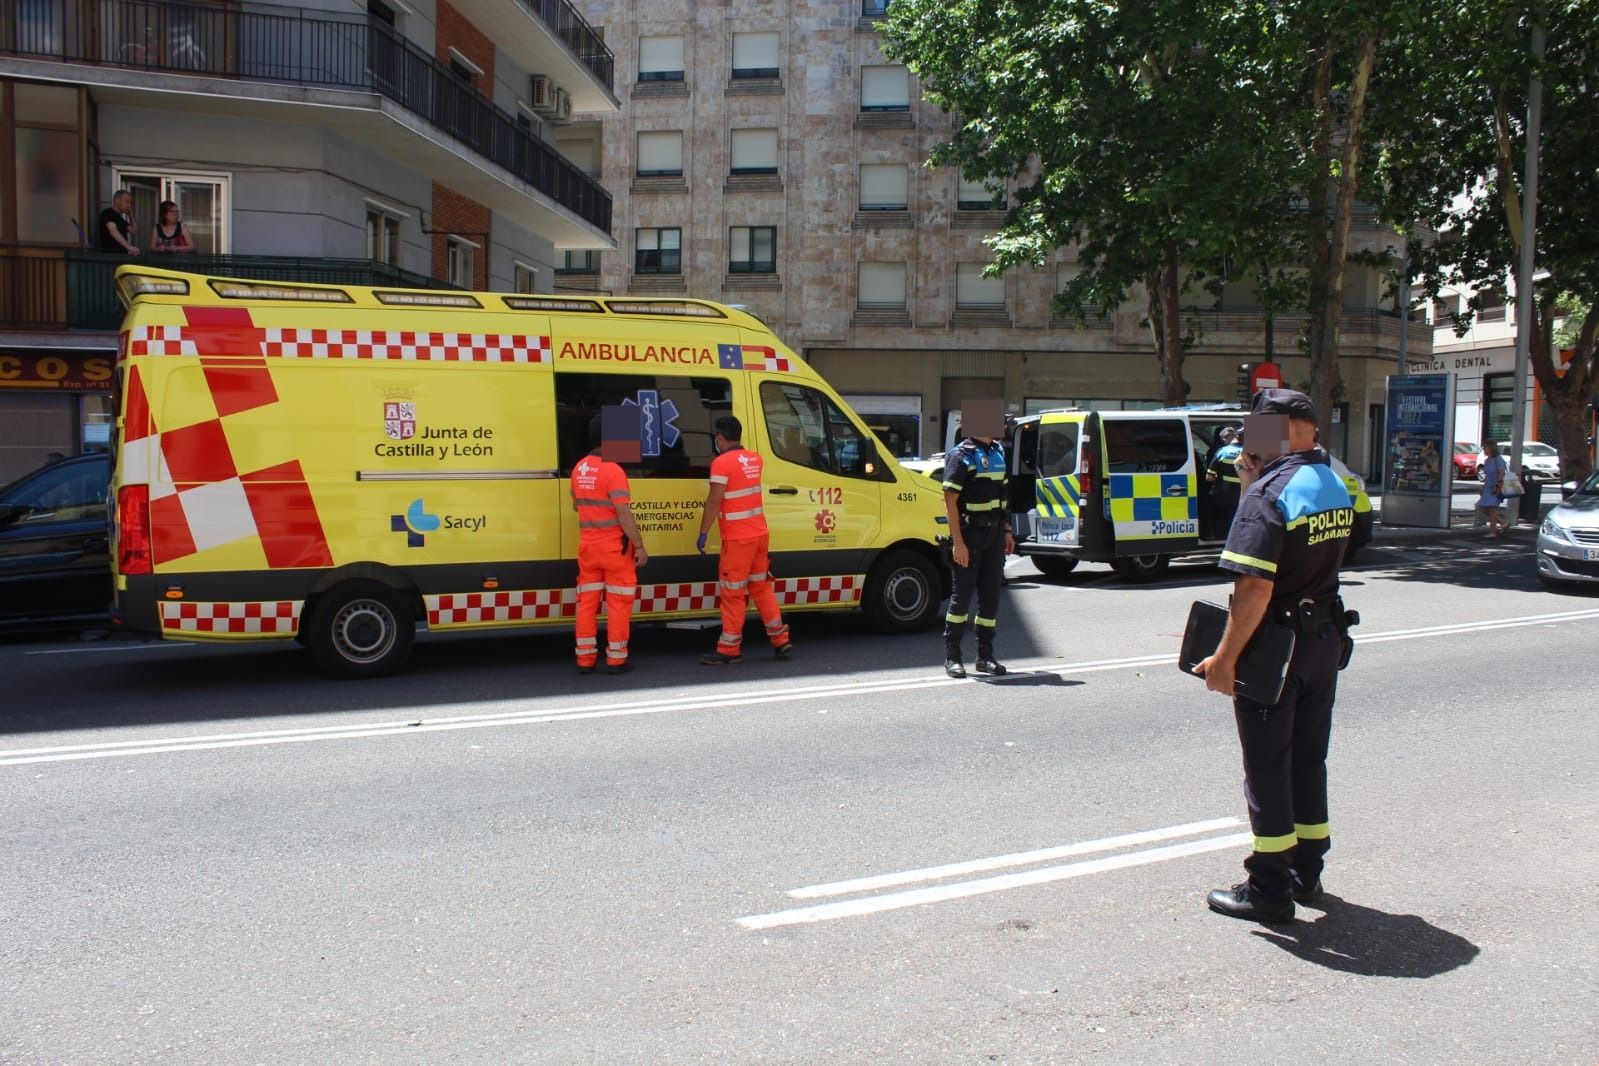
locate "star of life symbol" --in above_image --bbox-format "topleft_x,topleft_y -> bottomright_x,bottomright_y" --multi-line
814,509 -> 837,533
621,390 -> 681,457
384,401 -> 416,441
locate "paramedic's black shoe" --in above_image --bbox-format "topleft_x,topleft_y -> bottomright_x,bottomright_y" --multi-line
944,658 -> 966,679
606,662 -> 632,675
1207,883 -> 1294,924
774,642 -> 794,659
974,656 -> 1007,676
1292,880 -> 1325,905
700,651 -> 741,665
576,663 -> 596,675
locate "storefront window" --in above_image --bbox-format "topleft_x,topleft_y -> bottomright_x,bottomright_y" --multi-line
81,394 -> 113,451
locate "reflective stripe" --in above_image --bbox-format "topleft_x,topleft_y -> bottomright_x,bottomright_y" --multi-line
945,612 -> 969,624
579,518 -> 621,529
974,616 -> 996,628
605,585 -> 636,597
963,499 -> 1004,512
765,621 -> 788,635
724,485 -> 762,499
572,497 -> 612,508
607,642 -> 628,652
709,474 -> 729,485
576,582 -> 605,593
1295,822 -> 1331,841
721,579 -> 748,591
1220,550 -> 1278,574
748,571 -> 768,583
574,637 -> 598,649
1221,475 -> 1240,484
974,470 -> 1006,480
1253,832 -> 1298,854
719,633 -> 744,645
724,506 -> 764,521
941,481 -> 962,491
607,489 -> 630,501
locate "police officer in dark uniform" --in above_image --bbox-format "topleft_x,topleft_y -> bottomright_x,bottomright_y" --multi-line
941,429 -> 1014,678
1204,426 -> 1243,537
1195,389 -> 1357,923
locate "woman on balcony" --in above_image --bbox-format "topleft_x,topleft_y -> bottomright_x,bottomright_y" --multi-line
150,202 -> 195,254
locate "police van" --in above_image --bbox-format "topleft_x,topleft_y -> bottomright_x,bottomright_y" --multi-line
107,267 -> 949,677
1007,406 -> 1373,581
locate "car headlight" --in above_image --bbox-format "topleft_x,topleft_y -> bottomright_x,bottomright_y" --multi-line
1540,516 -> 1569,541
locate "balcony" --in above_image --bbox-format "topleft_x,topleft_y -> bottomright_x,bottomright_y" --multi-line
0,247 -> 454,333
446,0 -> 616,112
0,0 -> 613,246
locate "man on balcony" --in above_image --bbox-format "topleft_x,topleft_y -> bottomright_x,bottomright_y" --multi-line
99,191 -> 139,255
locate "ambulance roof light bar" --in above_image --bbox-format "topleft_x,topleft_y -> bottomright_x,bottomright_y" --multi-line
210,280 -> 354,303
605,300 -> 726,319
503,296 -> 605,313
117,274 -> 190,303
374,291 -> 482,308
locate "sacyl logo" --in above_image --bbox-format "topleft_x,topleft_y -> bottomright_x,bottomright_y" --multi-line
391,499 -> 441,548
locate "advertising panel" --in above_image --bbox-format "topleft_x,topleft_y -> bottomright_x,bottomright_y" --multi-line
1383,374 -> 1455,528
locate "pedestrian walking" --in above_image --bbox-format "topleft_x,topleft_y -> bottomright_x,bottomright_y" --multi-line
941,419 -> 1013,678
1476,441 -> 1509,537
696,415 -> 793,665
1195,389 -> 1357,923
571,415 -> 648,674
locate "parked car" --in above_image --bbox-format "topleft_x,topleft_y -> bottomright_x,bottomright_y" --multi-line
1452,441 -> 1480,480
0,453 -> 112,627
1477,441 -> 1562,482
1536,472 -> 1599,587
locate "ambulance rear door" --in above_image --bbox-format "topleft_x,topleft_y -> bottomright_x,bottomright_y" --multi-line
1098,413 -> 1199,556
749,347 -> 892,580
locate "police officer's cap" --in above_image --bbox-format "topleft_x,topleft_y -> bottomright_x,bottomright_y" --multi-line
1251,388 -> 1317,422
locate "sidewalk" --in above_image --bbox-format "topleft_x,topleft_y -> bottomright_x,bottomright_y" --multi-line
1369,498 -> 1555,546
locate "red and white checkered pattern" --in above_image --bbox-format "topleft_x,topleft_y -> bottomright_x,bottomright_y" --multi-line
426,589 -> 574,626
774,575 -> 861,606
159,600 -> 302,634
635,582 -> 721,614
260,329 -> 552,363
128,326 -> 199,356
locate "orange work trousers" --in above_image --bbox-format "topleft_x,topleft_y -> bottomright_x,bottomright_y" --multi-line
716,534 -> 790,656
575,537 -> 637,667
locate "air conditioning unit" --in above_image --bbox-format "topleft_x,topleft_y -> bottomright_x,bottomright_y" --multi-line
554,88 -> 572,123
530,74 -> 557,113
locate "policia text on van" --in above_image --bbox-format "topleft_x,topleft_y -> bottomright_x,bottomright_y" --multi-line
1006,407 -> 1372,581
106,268 -> 950,678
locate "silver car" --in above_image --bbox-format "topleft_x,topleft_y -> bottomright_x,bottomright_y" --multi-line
1536,472 -> 1599,587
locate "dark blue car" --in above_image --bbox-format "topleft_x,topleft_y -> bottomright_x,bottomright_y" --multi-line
0,454 -> 112,627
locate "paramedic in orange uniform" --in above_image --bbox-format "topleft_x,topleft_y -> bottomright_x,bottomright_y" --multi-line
572,415 -> 648,674
696,415 -> 794,665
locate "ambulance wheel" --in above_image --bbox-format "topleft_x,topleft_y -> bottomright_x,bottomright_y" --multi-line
1032,556 -> 1079,579
1111,553 -> 1170,582
307,581 -> 415,679
864,549 -> 941,634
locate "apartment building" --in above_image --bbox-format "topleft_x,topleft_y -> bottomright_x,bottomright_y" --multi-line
561,0 -> 1428,478
0,0 -> 617,481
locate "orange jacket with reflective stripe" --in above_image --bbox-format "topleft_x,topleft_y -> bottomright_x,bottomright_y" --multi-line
571,454 -> 631,546
710,447 -> 768,542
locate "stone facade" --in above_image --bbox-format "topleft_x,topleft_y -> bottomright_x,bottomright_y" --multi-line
567,0 -> 1428,476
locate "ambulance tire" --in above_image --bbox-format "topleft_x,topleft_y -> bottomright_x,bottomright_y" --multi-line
1110,553 -> 1171,582
1031,556 -> 1079,579
307,581 -> 416,679
864,549 -> 941,634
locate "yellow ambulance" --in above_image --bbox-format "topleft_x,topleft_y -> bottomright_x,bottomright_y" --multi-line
106,267 -> 948,676
1009,406 -> 1373,580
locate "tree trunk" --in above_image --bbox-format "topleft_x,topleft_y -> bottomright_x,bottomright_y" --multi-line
1146,242 -> 1188,407
1528,301 -> 1599,482
1308,33 -> 1380,438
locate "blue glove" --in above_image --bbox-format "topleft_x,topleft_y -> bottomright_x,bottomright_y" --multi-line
696,532 -> 708,555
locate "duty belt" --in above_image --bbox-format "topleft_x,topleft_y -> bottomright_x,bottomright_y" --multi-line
1271,596 -> 1355,634
960,512 -> 1003,528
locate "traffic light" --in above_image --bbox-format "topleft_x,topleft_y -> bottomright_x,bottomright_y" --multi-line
1236,362 -> 1255,403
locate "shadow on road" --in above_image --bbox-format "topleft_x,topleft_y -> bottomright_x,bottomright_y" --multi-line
975,671 -> 1082,688
1251,894 -> 1481,978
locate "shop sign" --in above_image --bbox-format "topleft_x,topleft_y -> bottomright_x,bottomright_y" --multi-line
0,352 -> 114,391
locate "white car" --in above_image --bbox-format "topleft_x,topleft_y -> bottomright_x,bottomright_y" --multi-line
1477,441 -> 1562,482
898,453 -> 946,478
1536,473 -> 1599,587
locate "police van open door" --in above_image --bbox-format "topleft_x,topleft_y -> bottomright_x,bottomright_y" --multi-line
1010,410 -> 1199,581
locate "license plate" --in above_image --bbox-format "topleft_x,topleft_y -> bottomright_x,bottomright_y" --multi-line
1035,517 -> 1075,543
1584,548 -> 1599,562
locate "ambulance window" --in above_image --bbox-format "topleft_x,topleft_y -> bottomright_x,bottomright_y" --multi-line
760,381 -> 872,479
1102,418 -> 1187,474
554,372 -> 732,479
1037,424 -> 1077,477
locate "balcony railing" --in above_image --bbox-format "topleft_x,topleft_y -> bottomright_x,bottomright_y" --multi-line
0,248 -> 454,332
1,0 -> 611,235
508,0 -> 613,89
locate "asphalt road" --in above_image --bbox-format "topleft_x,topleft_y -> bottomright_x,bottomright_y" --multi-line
3,532 -> 1596,1064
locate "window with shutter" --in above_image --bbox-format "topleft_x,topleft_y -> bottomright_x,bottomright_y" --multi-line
860,65 -> 910,111
859,164 -> 908,210
639,35 -> 685,81
732,32 -> 779,79
636,131 -> 683,177
730,129 -> 778,174
858,262 -> 907,309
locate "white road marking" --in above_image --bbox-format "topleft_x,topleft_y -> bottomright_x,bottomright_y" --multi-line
737,832 -> 1253,930
24,642 -> 194,656
4,607 -> 1597,768
787,816 -> 1244,899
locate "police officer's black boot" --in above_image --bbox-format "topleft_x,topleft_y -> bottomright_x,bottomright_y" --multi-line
943,639 -> 966,679
974,637 -> 1006,676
